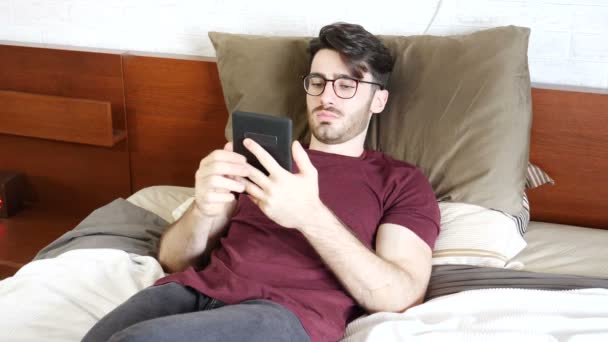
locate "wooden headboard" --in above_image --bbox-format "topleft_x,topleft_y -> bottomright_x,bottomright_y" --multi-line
1,42 -> 607,228
527,88 -> 608,229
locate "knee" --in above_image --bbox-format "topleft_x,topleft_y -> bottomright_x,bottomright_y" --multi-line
106,323 -> 164,342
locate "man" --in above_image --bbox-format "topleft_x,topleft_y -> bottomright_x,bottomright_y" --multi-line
83,22 -> 440,342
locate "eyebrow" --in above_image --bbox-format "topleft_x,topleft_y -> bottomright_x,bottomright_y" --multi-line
309,72 -> 355,79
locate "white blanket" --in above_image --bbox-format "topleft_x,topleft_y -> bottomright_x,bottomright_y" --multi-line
3,250 -> 608,342
0,249 -> 164,342
342,288 -> 608,342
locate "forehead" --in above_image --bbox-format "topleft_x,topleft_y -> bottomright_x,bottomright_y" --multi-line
310,49 -> 353,77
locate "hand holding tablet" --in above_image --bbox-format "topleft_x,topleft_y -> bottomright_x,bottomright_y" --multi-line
232,111 -> 293,175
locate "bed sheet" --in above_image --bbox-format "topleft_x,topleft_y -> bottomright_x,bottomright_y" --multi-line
343,288 -> 608,342
4,248 -> 608,342
510,221 -> 608,278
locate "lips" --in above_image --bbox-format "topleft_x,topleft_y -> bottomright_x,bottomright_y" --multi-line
315,110 -> 340,121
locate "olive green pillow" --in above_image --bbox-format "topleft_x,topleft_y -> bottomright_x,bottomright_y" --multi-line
378,26 -> 532,214
208,26 -> 532,215
208,32 -> 310,142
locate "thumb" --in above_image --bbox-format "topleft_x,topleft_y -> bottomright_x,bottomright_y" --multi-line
292,141 -> 315,175
224,141 -> 233,152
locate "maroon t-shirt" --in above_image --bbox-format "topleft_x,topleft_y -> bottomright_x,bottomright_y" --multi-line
155,148 -> 440,342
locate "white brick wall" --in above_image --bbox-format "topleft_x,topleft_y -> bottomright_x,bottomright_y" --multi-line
1,0 -> 607,90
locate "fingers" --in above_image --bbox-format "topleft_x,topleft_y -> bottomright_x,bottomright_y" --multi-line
194,190 -> 237,217
242,178 -> 265,202
243,138 -> 286,176
198,161 -> 249,179
292,140 -> 316,175
200,148 -> 246,168
197,175 -> 246,194
196,190 -> 236,203
195,145 -> 248,200
245,164 -> 271,190
224,141 -> 233,152
194,145 -> 248,216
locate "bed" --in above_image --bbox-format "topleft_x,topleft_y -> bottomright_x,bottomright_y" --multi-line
1,25 -> 608,341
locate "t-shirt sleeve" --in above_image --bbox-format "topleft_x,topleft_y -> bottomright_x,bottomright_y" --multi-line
380,168 -> 440,249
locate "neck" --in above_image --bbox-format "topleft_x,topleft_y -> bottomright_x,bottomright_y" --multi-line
308,129 -> 367,157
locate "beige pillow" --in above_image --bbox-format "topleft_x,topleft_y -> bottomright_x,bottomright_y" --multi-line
209,26 -> 532,214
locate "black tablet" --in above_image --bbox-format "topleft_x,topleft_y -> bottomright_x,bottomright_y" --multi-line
232,111 -> 293,175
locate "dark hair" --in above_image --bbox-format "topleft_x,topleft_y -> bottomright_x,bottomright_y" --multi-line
308,22 -> 394,87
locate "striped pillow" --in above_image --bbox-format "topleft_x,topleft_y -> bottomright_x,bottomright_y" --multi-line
499,163 -> 552,236
526,162 -> 555,189
433,164 -> 548,267
499,193 -> 530,236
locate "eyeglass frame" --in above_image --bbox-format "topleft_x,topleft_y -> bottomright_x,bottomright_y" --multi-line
302,73 -> 385,99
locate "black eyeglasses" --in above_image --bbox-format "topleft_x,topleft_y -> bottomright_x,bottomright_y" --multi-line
302,74 -> 384,99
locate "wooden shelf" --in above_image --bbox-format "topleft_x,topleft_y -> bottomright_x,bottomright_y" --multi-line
0,90 -> 126,147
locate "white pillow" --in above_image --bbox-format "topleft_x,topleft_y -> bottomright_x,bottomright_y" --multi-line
433,202 -> 527,268
127,186 -> 527,268
172,196 -> 195,221
127,186 -> 194,223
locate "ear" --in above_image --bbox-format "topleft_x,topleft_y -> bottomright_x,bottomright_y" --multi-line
371,88 -> 389,114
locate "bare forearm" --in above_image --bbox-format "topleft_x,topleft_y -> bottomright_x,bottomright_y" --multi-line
159,203 -> 231,273
300,205 -> 425,313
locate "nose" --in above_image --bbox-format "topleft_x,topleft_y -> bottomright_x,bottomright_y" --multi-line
319,81 -> 337,106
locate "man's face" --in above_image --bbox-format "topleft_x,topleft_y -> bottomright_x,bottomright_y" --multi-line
306,49 -> 378,145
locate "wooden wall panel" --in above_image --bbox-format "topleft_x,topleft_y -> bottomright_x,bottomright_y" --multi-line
122,54 -> 228,191
0,90 -> 125,146
0,44 -> 131,216
527,88 -> 608,229
0,135 -> 131,215
0,44 -> 127,132
0,205 -> 85,266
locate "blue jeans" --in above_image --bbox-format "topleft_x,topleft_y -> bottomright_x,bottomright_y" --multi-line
82,282 -> 310,342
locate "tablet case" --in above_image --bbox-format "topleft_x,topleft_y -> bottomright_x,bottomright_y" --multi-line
232,111 -> 293,175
